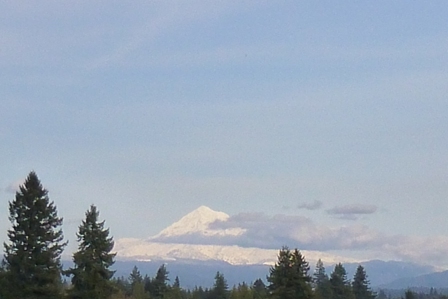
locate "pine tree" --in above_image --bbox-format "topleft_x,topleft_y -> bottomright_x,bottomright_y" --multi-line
173,276 -> 180,289
237,282 -> 253,299
212,271 -> 229,299
2,171 -> 66,299
330,263 -> 354,299
352,265 -> 375,299
129,266 -> 143,287
129,266 -> 147,299
253,278 -> 268,299
166,276 -> 182,299
0,262 -> 7,299
267,247 -> 313,299
313,259 -> 332,299
150,264 -> 170,299
66,205 -> 116,299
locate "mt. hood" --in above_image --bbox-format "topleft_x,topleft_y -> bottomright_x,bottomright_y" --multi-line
114,206 -> 359,266
150,205 -> 245,240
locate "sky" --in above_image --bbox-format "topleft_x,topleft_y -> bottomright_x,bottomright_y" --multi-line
1,1 -> 448,267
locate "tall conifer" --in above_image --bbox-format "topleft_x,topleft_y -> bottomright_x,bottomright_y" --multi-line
330,263 -> 354,299
314,259 -> 332,299
67,205 -> 116,299
352,265 -> 375,299
267,247 -> 313,299
2,171 -> 66,299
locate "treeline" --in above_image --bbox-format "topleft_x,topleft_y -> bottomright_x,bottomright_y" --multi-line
0,172 -> 446,299
109,247 -> 374,299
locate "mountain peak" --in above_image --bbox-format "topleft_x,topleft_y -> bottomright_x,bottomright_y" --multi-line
149,206 -> 244,240
195,205 -> 218,214
185,205 -> 228,221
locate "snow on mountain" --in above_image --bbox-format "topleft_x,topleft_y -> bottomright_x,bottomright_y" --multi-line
114,238 -> 359,266
150,205 -> 245,240
114,205 -> 360,266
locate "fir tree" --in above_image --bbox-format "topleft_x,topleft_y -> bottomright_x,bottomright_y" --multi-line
253,278 -> 268,299
167,276 -> 183,299
129,266 -> 143,287
330,263 -> 354,299
314,259 -> 332,299
2,171 -> 66,299
212,271 -> 229,299
150,264 -> 170,299
173,276 -> 180,289
267,247 -> 313,299
129,266 -> 147,299
66,205 -> 116,299
237,282 -> 253,299
352,265 -> 375,299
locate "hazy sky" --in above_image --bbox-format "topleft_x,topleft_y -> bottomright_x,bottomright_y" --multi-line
1,2 -> 448,267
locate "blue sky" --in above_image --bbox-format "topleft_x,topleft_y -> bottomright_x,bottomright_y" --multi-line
1,1 -> 448,266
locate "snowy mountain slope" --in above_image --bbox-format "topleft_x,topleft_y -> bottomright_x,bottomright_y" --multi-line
150,205 -> 245,240
114,238 -> 359,265
114,206 -> 360,266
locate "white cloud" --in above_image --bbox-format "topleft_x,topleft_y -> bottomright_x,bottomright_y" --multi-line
327,204 -> 378,219
297,200 -> 322,210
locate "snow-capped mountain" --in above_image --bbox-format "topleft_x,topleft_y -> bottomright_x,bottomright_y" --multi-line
150,205 -> 245,240
114,206 -> 359,266
112,206 -> 439,289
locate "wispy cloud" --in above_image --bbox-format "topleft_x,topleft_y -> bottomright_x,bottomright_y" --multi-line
297,200 -> 322,210
326,204 -> 377,218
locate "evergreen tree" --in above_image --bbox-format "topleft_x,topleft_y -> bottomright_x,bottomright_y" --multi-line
0,262 -> 7,299
237,282 -> 253,299
151,264 -> 170,299
212,271 -> 229,299
129,266 -> 147,299
112,276 -> 131,296
352,265 -> 375,299
267,247 -> 313,299
143,274 -> 152,294
166,276 -> 182,299
313,259 -> 332,299
253,278 -> 268,299
2,171 -> 66,299
132,281 -> 148,299
129,266 -> 143,287
191,286 -> 206,299
330,263 -> 354,299
66,205 -> 116,299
